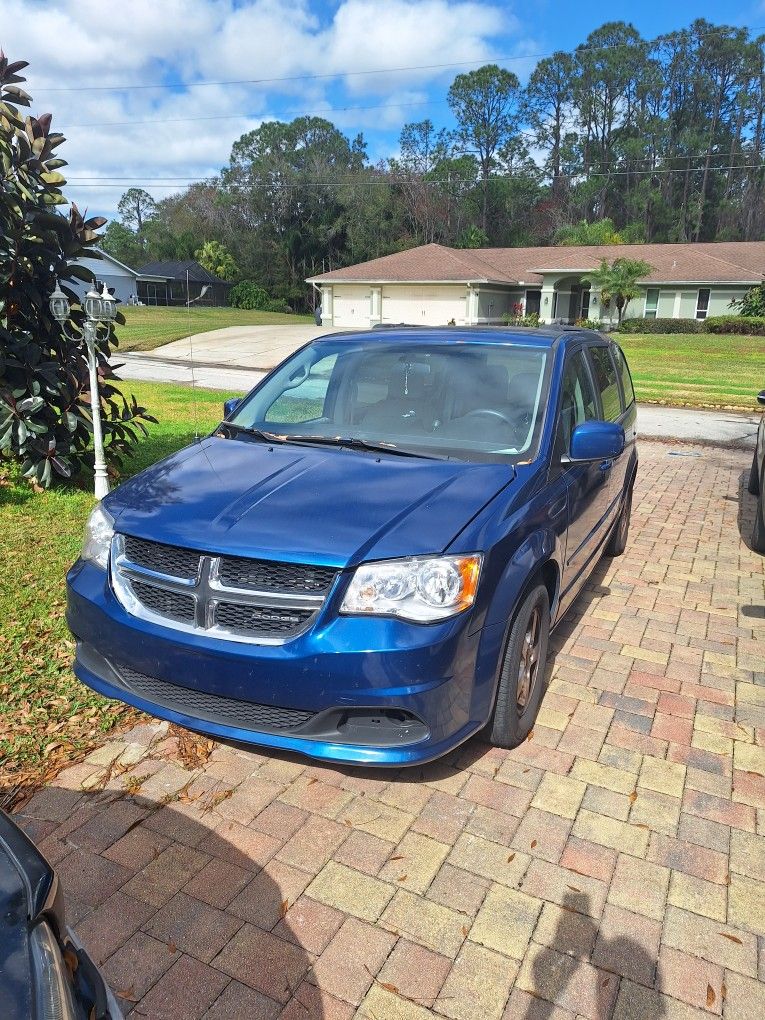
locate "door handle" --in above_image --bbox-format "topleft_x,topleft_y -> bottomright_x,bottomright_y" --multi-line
599,460 -> 613,472
548,497 -> 566,519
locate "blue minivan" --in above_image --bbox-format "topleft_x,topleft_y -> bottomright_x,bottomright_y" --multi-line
66,327 -> 637,765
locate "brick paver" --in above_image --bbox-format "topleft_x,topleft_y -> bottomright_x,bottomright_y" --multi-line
14,441 -> 765,1018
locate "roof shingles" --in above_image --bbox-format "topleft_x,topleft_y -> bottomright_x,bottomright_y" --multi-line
308,241 -> 765,286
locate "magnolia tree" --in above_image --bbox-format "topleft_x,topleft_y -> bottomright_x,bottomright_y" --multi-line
0,53 -> 154,487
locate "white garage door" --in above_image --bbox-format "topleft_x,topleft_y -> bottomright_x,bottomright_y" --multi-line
332,285 -> 371,327
382,285 -> 467,326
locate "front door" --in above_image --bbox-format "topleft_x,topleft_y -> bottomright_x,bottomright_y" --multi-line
525,290 -> 541,316
556,349 -> 614,614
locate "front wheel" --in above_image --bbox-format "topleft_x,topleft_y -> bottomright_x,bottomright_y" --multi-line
753,491 -> 765,554
605,484 -> 633,557
748,450 -> 760,496
486,583 -> 550,748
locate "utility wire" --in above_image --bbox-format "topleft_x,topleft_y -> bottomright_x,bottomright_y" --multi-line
63,162 -> 765,190
32,25 -> 765,94
65,150 -> 765,181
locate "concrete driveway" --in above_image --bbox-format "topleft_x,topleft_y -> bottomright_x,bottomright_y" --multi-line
138,324 -> 338,370
15,441 -> 765,1019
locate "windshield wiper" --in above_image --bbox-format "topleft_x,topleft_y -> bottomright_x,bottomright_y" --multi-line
220,425 -> 447,460
284,435 -> 447,460
218,423 -> 290,444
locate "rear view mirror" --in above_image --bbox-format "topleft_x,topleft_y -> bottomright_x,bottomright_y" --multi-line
757,390 -> 765,406
223,397 -> 241,419
569,420 -> 625,462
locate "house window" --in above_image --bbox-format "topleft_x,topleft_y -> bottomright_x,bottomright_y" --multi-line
696,288 -> 710,320
644,288 -> 659,319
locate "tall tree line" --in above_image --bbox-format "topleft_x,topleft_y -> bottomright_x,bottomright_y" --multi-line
103,18 -> 765,309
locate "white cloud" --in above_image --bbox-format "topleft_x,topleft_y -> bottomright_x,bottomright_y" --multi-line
1,0 -> 533,218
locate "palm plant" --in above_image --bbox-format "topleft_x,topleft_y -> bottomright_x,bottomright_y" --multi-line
584,258 -> 652,324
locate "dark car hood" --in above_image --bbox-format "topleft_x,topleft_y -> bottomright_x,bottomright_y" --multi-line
106,436 -> 515,566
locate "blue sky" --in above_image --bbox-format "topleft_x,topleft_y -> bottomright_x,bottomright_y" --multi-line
3,0 -> 763,220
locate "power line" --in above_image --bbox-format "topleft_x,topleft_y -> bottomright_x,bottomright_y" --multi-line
31,25 -> 765,95
65,151 -> 765,182
66,98 -> 449,129
62,162 -> 765,191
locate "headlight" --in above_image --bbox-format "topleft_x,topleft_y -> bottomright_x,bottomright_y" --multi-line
30,920 -> 78,1019
340,554 -> 482,623
81,504 -> 114,570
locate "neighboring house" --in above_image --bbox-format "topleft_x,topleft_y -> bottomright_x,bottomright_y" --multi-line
69,248 -> 164,305
136,260 -> 233,307
308,241 -> 765,328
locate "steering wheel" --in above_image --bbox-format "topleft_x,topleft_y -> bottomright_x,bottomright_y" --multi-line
462,408 -> 515,426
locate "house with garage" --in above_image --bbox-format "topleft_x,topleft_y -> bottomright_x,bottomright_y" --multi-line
307,240 -> 764,328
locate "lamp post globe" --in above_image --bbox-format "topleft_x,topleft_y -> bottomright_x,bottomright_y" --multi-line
83,287 -> 103,322
49,282 -> 70,324
100,284 -> 117,322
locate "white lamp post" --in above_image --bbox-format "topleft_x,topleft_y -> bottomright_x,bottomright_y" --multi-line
49,280 -> 117,499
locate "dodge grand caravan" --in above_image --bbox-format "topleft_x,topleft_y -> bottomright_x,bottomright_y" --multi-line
66,327 -> 637,765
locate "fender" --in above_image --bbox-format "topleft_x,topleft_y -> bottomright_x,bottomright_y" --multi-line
469,526 -> 563,725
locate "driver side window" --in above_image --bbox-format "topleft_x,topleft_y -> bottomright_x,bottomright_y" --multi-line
556,351 -> 598,458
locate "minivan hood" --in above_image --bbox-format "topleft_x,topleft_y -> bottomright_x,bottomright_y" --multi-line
106,436 -> 515,567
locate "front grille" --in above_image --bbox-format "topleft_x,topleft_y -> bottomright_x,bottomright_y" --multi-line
216,602 -> 313,635
218,556 -> 336,595
132,582 -> 196,623
113,534 -> 336,643
118,664 -> 315,731
124,535 -> 201,579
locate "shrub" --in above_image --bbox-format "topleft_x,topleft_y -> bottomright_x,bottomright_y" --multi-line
264,298 -> 292,314
575,318 -> 601,330
737,284 -> 765,317
229,281 -> 269,310
617,318 -> 701,334
702,315 -> 765,335
0,53 -> 153,487
502,311 -> 540,328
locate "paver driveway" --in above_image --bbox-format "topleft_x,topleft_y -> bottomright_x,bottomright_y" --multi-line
14,440 -> 765,1020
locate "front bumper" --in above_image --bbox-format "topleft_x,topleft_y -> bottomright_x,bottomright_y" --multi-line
67,560 -> 497,765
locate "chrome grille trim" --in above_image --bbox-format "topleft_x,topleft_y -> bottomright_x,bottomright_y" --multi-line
110,535 -> 336,645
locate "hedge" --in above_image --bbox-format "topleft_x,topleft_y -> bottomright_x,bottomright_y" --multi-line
702,315 -> 765,335
617,315 -> 765,335
617,318 -> 701,334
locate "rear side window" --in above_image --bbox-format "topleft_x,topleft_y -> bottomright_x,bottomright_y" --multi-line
588,346 -> 621,421
611,344 -> 635,408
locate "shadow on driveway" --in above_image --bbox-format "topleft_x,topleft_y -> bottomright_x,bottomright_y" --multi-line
15,784 -> 322,1020
522,892 -> 666,1019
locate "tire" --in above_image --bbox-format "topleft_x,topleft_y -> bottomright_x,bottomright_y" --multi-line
486,583 -> 550,749
605,483 -> 633,557
753,491 -> 765,554
748,450 -> 760,496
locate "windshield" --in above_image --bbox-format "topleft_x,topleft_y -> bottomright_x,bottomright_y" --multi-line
228,339 -> 550,462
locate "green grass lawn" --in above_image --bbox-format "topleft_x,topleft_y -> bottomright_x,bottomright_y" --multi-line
0,381 -> 237,802
617,333 -> 765,411
117,305 -> 314,353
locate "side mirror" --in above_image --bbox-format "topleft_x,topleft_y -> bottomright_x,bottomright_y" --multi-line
569,420 -> 625,462
757,390 -> 765,407
223,397 -> 241,419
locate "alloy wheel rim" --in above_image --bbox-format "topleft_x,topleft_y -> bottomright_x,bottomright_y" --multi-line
516,605 -> 541,713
